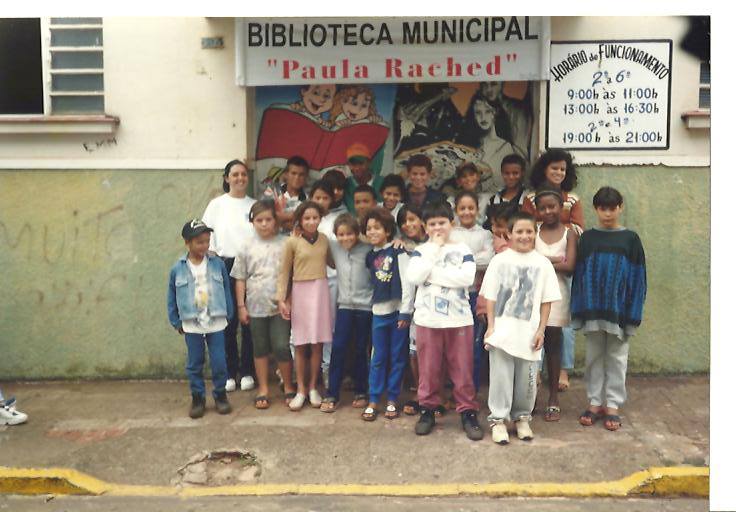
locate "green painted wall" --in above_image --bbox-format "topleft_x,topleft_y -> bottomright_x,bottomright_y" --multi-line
0,166 -> 709,379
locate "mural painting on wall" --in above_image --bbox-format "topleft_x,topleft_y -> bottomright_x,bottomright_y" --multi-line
393,81 -> 533,193
254,81 -> 533,195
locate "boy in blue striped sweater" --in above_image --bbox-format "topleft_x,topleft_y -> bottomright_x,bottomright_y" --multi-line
571,187 -> 646,432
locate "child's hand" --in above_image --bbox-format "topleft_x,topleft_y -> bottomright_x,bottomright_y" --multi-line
430,231 -> 446,246
392,238 -> 407,250
532,330 -> 545,351
477,313 -> 487,323
397,320 -> 410,329
278,300 -> 291,321
483,342 -> 492,352
291,225 -> 302,238
176,326 -> 184,335
238,306 -> 250,325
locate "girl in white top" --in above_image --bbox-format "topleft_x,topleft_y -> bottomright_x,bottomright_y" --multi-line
533,187 -> 578,422
202,159 -> 256,393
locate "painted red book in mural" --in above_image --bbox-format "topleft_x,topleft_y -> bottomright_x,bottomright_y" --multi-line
256,107 -> 389,169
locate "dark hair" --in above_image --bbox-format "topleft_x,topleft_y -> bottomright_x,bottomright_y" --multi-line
455,162 -> 479,179
508,211 -> 536,232
249,199 -> 277,223
379,174 -> 408,202
422,200 -> 454,223
454,190 -> 479,208
322,169 -> 347,191
529,149 -> 577,191
397,203 -> 423,229
309,179 -> 335,201
501,153 -> 526,172
293,200 -> 324,229
333,213 -> 360,236
486,202 -> 519,230
593,186 -> 624,208
353,183 -> 378,201
533,184 -> 564,206
406,153 -> 432,173
361,207 -> 397,239
285,155 -> 309,174
222,159 -> 247,193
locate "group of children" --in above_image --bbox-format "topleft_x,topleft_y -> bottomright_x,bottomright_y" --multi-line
167,148 -> 647,444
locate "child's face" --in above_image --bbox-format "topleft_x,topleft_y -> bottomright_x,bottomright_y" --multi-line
186,232 -> 210,260
408,166 -> 430,190
225,163 -> 249,196
381,186 -> 402,211
365,218 -> 389,247
509,219 -> 536,253
425,216 -> 452,242
501,164 -> 523,189
310,189 -> 332,213
536,195 -> 562,226
335,224 -> 358,250
354,192 -> 376,219
455,196 -> 478,228
343,92 -> 371,121
253,210 -> 277,239
401,211 -> 425,240
491,218 -> 508,239
457,171 -> 480,192
301,84 -> 336,116
285,164 -> 307,192
348,158 -> 371,183
544,160 -> 567,187
333,187 -> 345,205
595,204 -> 623,229
299,207 -> 321,235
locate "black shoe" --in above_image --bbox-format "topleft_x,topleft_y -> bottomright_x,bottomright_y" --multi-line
415,407 -> 436,436
189,394 -> 205,419
214,392 -> 232,415
461,410 -> 484,441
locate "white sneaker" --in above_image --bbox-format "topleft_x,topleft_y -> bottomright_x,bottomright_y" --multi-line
225,379 -> 236,392
491,422 -> 509,445
515,418 -> 534,441
1,402 -> 28,426
289,393 -> 306,411
309,389 -> 322,408
240,376 -> 255,391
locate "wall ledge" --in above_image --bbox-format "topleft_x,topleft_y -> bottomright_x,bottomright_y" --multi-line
0,115 -> 120,134
681,110 -> 711,129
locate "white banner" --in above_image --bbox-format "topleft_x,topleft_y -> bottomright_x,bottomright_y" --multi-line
236,17 -> 550,86
546,40 -> 672,150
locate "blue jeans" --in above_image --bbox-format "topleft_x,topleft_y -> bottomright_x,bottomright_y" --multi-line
561,326 -> 575,370
184,330 -> 227,398
369,311 -> 409,404
469,292 -> 487,392
328,308 -> 371,401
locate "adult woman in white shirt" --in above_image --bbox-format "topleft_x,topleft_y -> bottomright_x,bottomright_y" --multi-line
202,159 -> 257,393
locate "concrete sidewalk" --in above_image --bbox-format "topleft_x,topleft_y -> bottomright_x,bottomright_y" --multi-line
0,376 -> 708,495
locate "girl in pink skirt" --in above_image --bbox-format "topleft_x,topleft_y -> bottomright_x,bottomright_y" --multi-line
277,200 -> 334,411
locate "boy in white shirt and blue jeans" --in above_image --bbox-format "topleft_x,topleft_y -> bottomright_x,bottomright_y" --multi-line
480,211 -> 561,444
406,201 -> 484,441
168,219 -> 234,419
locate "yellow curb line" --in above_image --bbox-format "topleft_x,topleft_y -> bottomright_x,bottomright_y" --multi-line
0,466 -> 708,498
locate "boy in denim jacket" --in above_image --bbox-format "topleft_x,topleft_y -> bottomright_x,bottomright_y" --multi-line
168,219 -> 234,418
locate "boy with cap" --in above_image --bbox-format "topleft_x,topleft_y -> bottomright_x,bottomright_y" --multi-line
167,219 -> 234,418
344,142 -> 384,214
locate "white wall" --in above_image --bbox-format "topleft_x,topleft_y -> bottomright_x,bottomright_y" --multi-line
546,16 -> 709,166
0,17 -> 247,169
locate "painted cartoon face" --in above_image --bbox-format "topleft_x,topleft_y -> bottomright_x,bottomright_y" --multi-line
381,186 -> 402,211
473,98 -> 496,131
480,81 -> 503,101
536,194 -> 562,226
509,219 -> 535,253
455,196 -> 478,228
343,92 -> 372,121
401,210 -> 425,241
300,84 -> 337,116
252,210 -> 277,239
501,163 -> 523,190
457,171 -> 480,192
335,224 -> 358,251
225,163 -> 249,196
544,160 -> 567,187
186,232 -> 210,260
365,218 -> 389,247
310,188 -> 332,213
299,207 -> 321,235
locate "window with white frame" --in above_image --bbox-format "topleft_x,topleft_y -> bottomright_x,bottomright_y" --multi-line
0,17 -> 104,115
698,61 -> 710,110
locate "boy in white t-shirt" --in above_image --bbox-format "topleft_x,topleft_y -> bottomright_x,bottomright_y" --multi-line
479,211 -> 561,444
